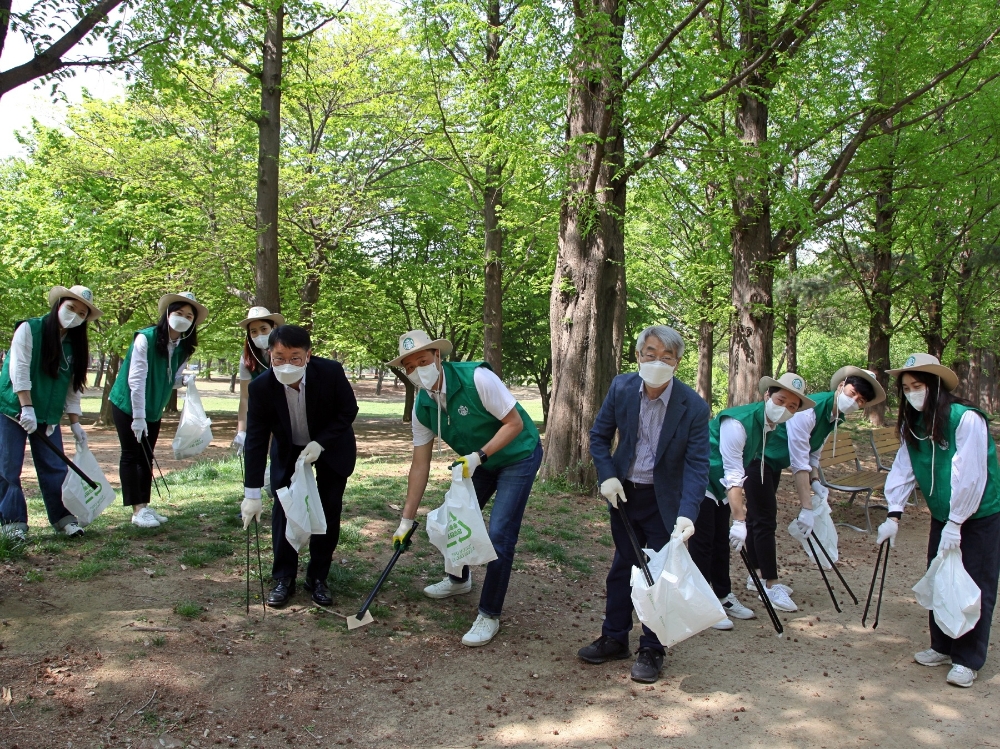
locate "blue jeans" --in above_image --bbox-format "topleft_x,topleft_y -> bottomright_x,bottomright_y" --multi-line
0,415 -> 75,532
448,441 -> 543,618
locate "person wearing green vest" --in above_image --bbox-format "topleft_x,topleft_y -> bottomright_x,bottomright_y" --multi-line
234,306 -> 285,456
109,292 -> 208,529
880,353 -> 1000,689
704,373 -> 813,615
389,329 -> 542,648
0,285 -> 101,540
759,367 -> 884,583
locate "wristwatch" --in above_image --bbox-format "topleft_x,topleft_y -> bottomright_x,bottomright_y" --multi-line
476,449 -> 488,464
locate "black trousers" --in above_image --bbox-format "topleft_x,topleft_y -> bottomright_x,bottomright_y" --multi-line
743,459 -> 782,580
112,404 -> 162,507
927,512 -> 1000,671
689,495 -> 732,599
271,446 -> 347,584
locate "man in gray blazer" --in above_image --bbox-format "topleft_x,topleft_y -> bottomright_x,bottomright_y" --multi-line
580,325 -> 711,683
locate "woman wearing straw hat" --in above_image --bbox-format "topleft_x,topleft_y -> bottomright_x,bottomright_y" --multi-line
0,285 -> 101,540
108,292 -> 208,528
233,306 -> 285,456
703,373 -> 813,617
764,366 -> 885,542
879,353 -> 1000,688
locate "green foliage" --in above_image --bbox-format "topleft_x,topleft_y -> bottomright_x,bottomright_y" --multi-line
173,601 -> 203,618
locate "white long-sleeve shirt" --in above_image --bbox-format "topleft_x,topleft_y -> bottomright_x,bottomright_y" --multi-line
410,367 -> 516,447
9,321 -> 82,416
705,416 -> 775,502
884,410 -> 988,524
128,334 -> 186,420
784,407 -> 826,474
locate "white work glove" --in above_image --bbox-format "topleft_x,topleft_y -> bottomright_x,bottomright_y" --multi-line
131,418 -> 148,443
811,480 -> 829,502
232,430 -> 246,456
183,374 -> 196,386
599,477 -> 627,509
729,520 -> 747,551
18,406 -> 37,434
456,451 -> 482,478
393,517 -> 416,550
241,493 -> 263,530
671,516 -> 695,543
300,441 -> 324,464
796,507 -> 816,538
938,520 -> 962,553
876,518 -> 898,548
70,422 -> 88,447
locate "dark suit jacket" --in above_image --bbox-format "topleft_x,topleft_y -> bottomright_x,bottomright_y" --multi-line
244,356 -> 359,491
589,374 -> 711,529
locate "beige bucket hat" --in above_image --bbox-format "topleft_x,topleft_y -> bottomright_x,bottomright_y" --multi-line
158,291 -> 209,326
47,285 -> 102,321
758,372 -> 816,410
830,366 -> 886,406
238,306 -> 286,330
387,329 -> 453,368
887,353 -> 958,392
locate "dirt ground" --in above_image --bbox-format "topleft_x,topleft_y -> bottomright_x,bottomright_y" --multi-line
1,388 -> 998,749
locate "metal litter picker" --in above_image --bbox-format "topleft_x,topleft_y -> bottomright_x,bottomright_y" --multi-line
347,521 -> 420,630
616,504 -> 654,586
2,414 -> 98,490
862,540 -> 891,629
740,548 -> 784,635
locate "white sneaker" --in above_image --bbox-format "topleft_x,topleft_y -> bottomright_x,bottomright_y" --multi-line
762,584 -> 798,612
720,593 -> 756,619
423,576 -> 472,599
62,522 -> 85,538
148,508 -> 169,523
946,664 -> 977,687
747,575 -> 793,595
131,507 -> 161,529
461,614 -> 500,647
914,649 -> 952,667
1,525 -> 27,542
711,618 -> 734,631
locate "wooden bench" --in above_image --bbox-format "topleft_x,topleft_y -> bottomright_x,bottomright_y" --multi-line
870,425 -> 922,509
818,430 -> 888,533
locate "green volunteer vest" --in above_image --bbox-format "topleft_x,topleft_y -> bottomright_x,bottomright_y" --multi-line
0,316 -> 75,425
708,402 -> 767,501
764,391 -> 843,471
414,361 -> 540,469
109,327 -> 187,422
907,404 -> 1000,523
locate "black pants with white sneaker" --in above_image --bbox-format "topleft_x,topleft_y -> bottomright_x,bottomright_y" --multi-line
689,495 -> 732,599
743,459 -> 782,581
111,404 -> 162,507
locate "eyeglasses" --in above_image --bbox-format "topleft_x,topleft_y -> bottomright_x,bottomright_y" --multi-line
640,353 -> 678,365
271,356 -> 306,367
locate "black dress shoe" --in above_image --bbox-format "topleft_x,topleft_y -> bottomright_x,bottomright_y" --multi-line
630,647 -> 665,683
303,577 -> 332,607
578,635 -> 630,664
267,579 -> 295,608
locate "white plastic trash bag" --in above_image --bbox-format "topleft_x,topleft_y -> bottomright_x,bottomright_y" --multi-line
788,496 -> 839,569
426,465 -> 497,576
172,380 -> 213,459
275,457 -> 327,552
61,444 -> 116,527
630,538 -> 727,648
912,548 -> 981,639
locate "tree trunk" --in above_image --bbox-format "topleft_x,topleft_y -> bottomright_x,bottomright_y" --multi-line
784,247 -> 798,375
728,0 -> 775,406
696,316 -> 714,406
97,353 -> 121,426
923,258 -> 946,359
254,4 -> 284,313
230,370 -> 238,393
389,366 -> 415,423
543,0 -> 627,486
482,0 -> 503,378
866,164 -> 895,426
165,389 -> 178,414
93,353 -> 106,389
375,368 -> 385,396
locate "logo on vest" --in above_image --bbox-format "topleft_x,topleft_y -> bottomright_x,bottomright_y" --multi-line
792,378 -> 803,390
905,355 -> 916,367
458,405 -> 469,416
402,337 -> 415,351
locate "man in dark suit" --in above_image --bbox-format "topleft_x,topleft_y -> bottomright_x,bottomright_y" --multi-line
241,325 -> 358,608
581,325 -> 710,684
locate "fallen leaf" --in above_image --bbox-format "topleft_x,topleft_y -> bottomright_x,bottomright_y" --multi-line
388,504 -> 400,511
180,564 -> 188,571
2,686 -> 12,705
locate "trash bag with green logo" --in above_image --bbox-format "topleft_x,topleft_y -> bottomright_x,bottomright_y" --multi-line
275,456 -> 327,552
61,444 -> 116,527
426,465 -> 497,576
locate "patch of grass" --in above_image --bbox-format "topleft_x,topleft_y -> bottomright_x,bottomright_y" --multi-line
58,560 -> 110,580
179,540 -> 234,568
94,538 -> 131,560
25,569 -> 44,582
34,540 -> 65,556
174,601 -> 203,618
0,533 -> 27,561
151,635 -> 166,647
338,522 -> 364,549
596,533 -> 614,547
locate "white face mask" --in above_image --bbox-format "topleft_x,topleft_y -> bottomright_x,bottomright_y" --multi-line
638,361 -> 675,388
274,363 -> 306,386
168,313 -> 193,333
837,391 -> 860,415
252,334 -> 270,350
764,399 -> 793,425
905,388 -> 927,411
410,362 -> 440,391
58,304 -> 85,329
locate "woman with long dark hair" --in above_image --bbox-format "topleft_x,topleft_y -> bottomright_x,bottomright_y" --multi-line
881,353 -> 1000,689
0,285 -> 101,539
108,292 -> 208,528
233,306 -> 284,455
